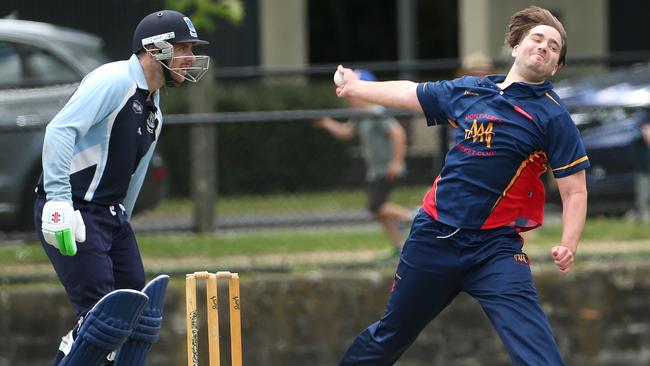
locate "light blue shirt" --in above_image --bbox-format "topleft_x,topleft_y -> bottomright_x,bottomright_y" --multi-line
42,54 -> 162,217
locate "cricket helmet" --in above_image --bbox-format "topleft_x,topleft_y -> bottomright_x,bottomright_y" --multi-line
132,10 -> 210,85
132,10 -> 209,54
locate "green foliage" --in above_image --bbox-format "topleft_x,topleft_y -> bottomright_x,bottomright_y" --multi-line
164,0 -> 244,31
217,121 -> 347,194
217,79 -> 342,111
158,80 -> 351,196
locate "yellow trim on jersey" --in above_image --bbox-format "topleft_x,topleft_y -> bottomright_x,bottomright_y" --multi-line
545,92 -> 560,106
447,119 -> 458,128
552,156 -> 589,172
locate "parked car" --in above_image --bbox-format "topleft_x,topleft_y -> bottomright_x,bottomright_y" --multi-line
0,19 -> 167,230
548,64 -> 650,216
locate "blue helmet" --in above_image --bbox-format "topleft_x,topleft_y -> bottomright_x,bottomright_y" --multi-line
132,10 -> 210,85
132,10 -> 209,54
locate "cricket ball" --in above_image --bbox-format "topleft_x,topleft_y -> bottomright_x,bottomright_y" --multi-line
333,69 -> 345,87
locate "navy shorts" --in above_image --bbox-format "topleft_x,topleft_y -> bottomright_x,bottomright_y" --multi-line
34,195 -> 145,317
339,209 -> 565,366
367,177 -> 396,213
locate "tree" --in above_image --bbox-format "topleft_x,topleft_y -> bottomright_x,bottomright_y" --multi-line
164,0 -> 244,31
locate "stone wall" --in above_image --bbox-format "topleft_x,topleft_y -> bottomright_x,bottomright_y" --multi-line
1,263 -> 649,365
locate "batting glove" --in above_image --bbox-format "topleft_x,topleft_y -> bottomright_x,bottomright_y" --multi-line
41,201 -> 86,256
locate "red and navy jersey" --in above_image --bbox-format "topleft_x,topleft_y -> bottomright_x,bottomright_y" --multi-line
416,75 -> 589,231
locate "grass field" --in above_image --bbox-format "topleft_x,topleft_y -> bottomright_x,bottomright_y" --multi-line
1,186 -> 648,272
154,185 -> 429,216
1,215 -> 649,270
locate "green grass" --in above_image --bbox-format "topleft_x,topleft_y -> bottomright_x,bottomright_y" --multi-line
156,185 -> 428,216
0,244 -> 50,266
137,229 -> 389,258
1,217 -> 648,270
522,217 -> 650,246
1,187 -> 648,269
0,229 -> 391,268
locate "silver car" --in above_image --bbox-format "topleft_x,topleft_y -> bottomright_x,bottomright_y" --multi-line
0,19 -> 166,230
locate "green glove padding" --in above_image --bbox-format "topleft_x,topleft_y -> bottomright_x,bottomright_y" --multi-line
55,229 -> 77,256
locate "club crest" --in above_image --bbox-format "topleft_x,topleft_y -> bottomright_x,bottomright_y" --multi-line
183,17 -> 198,38
132,100 -> 143,114
146,113 -> 158,134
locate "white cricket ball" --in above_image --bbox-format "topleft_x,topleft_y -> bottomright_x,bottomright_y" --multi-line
333,69 -> 345,86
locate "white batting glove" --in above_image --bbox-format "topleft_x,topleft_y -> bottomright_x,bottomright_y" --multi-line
41,201 -> 86,256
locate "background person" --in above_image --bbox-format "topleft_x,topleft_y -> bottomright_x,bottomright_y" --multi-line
455,51 -> 496,78
636,119 -> 650,221
34,10 -> 209,365
334,6 -> 589,365
314,69 -> 412,255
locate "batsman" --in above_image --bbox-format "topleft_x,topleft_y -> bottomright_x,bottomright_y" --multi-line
335,6 -> 589,366
34,10 -> 210,365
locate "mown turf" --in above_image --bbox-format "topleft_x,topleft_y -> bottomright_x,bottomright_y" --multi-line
1,217 -> 648,269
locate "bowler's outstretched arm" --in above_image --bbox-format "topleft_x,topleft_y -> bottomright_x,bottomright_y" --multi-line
335,65 -> 422,112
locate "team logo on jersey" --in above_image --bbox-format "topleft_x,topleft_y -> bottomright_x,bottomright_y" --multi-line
183,17 -> 198,37
513,252 -> 530,266
146,113 -> 158,134
464,119 -> 495,148
132,100 -> 143,114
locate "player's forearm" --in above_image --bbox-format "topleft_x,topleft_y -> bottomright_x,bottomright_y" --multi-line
389,124 -> 407,164
317,117 -> 354,140
559,189 -> 587,254
347,80 -> 422,111
42,124 -> 77,203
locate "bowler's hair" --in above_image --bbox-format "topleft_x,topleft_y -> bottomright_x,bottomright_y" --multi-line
505,6 -> 567,67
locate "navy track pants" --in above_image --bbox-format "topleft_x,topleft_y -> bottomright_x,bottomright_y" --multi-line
339,209 -> 565,366
35,195 -> 145,317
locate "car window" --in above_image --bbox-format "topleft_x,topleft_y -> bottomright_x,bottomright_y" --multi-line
570,107 -> 635,130
0,40 -> 78,88
0,41 -> 22,87
62,42 -> 109,71
21,42 -> 79,85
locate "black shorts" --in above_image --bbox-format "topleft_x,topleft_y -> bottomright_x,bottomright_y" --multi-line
367,177 -> 396,213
